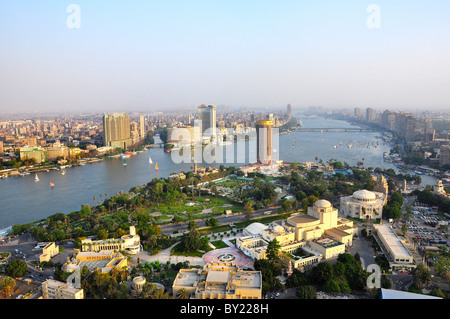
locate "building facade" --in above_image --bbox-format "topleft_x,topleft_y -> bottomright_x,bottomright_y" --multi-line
80,226 -> 140,255
103,113 -> 132,150
198,104 -> 217,141
256,119 -> 273,165
42,279 -> 84,299
340,189 -> 386,220
172,262 -> 262,299
236,200 -> 356,268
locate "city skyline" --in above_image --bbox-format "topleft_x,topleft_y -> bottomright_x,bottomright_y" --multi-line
1,1 -> 450,114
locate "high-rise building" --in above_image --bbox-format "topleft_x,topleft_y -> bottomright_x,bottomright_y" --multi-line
198,104 -> 216,141
139,114 -> 145,140
103,113 -> 132,150
256,118 -> 273,165
287,104 -> 292,118
366,108 -> 375,122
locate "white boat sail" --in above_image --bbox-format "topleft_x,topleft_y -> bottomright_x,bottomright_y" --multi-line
149,156 -> 153,164
35,174 -> 39,182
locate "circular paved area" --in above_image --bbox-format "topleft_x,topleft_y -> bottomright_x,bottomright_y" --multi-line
202,246 -> 254,268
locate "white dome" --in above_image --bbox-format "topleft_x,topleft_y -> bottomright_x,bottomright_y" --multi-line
244,222 -> 267,236
273,224 -> 285,233
314,199 -> 332,208
353,190 -> 376,201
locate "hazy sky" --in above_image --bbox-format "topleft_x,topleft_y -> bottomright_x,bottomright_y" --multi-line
1,0 -> 449,114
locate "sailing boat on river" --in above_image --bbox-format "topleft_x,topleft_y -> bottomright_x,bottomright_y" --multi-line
35,174 -> 39,182
50,179 -> 54,187
149,156 -> 153,164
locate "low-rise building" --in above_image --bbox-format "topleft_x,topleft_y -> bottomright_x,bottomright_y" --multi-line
373,224 -> 416,272
340,189 -> 386,220
236,200 -> 356,268
39,242 -> 59,262
42,279 -> 84,299
80,226 -> 140,254
172,262 -> 262,299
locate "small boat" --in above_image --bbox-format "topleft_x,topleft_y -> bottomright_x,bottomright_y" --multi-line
50,179 -> 54,187
155,162 -> 158,170
61,170 -> 66,175
35,174 -> 39,182
123,159 -> 127,166
149,156 -> 153,164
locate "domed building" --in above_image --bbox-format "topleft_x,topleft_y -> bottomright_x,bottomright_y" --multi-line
340,189 -> 386,220
236,199 -> 356,264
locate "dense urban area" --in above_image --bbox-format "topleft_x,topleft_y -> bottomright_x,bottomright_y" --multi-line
0,105 -> 449,301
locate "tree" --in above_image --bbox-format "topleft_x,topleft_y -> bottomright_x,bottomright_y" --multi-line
412,264 -> 431,290
0,276 -> 16,296
310,262 -> 334,285
5,259 -> 28,278
243,200 -> 254,221
323,279 -> 341,294
266,239 -> 281,262
296,285 -> 317,299
97,229 -> 109,240
176,288 -> 190,299
140,282 -> 170,299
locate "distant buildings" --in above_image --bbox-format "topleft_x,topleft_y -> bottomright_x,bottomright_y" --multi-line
103,113 -> 132,150
366,108 -> 376,122
172,262 -> 262,299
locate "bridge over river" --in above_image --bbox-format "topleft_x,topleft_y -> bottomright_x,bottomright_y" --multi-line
296,127 -> 376,132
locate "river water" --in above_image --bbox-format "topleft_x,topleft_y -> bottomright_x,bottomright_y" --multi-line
0,116 -> 436,228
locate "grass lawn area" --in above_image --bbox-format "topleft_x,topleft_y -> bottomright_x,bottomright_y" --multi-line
211,240 -> 229,249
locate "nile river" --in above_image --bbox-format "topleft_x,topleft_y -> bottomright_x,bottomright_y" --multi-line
0,117 -> 436,229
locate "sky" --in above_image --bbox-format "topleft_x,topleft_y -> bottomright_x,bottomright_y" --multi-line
0,0 -> 449,114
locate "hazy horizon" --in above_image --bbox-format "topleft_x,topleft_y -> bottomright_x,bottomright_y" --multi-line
1,1 -> 449,114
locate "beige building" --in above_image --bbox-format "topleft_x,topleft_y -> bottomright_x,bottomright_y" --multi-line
103,113 -> 132,150
373,224 -> 416,272
42,279 -> 84,299
19,146 -> 47,163
62,249 -> 128,273
80,226 -> 140,255
39,242 -> 60,263
236,200 -> 356,267
172,262 -> 262,299
340,189 -> 386,220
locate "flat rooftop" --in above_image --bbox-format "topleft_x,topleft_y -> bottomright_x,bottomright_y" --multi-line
374,224 -> 412,258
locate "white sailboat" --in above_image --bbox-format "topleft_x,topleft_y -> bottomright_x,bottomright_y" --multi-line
35,174 -> 39,182
149,156 -> 153,164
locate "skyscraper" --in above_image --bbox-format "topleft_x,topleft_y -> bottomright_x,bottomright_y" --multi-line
139,114 -> 145,140
103,113 -> 132,150
287,104 -> 292,118
366,108 -> 375,122
198,104 -> 216,141
256,118 -> 273,165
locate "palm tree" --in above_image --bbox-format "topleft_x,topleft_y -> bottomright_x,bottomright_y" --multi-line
176,288 -> 190,299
